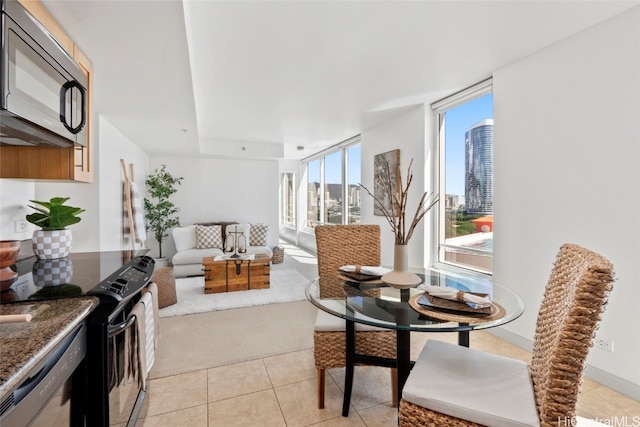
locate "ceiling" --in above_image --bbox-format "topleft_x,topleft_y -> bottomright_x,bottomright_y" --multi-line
41,0 -> 639,160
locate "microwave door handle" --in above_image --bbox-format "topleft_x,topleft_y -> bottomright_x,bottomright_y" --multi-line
59,80 -> 86,135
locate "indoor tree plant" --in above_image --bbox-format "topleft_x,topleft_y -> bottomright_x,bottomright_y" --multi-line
360,158 -> 439,288
143,164 -> 183,262
26,197 -> 85,259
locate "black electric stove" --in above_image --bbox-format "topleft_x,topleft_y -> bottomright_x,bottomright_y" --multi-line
0,250 -> 156,427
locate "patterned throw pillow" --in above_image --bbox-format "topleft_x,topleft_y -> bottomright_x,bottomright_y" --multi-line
250,224 -> 269,246
195,225 -> 223,249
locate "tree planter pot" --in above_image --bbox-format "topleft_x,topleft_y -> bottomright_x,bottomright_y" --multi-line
32,229 -> 73,259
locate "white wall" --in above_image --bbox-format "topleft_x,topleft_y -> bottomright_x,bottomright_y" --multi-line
278,158 -> 301,244
149,155 -> 280,260
0,180 -> 35,241
493,7 -> 640,397
97,117 -> 149,251
360,105 -> 428,268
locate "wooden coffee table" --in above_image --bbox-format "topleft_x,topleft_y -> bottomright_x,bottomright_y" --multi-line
202,254 -> 271,294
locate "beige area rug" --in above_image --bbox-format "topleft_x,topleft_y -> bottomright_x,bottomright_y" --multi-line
149,300 -> 317,379
158,268 -> 309,318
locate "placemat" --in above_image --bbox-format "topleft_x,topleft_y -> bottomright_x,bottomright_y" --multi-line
338,272 -> 384,284
422,292 -> 492,314
408,293 -> 506,324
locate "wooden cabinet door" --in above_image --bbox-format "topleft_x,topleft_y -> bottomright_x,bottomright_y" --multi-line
72,46 -> 93,183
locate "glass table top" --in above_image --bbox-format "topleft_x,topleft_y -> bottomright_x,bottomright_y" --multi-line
306,268 -> 525,332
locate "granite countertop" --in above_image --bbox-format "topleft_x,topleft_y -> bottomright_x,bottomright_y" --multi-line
0,297 -> 98,398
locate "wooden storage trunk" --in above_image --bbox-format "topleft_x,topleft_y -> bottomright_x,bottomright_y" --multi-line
202,254 -> 271,294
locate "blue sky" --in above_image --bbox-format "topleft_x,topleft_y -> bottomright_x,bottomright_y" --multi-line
312,94 -> 491,194
313,144 -> 360,185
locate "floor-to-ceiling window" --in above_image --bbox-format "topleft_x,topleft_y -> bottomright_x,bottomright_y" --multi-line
346,144 -> 361,224
324,151 -> 343,224
306,159 -> 321,228
280,172 -> 295,227
433,79 -> 493,274
303,137 -> 361,230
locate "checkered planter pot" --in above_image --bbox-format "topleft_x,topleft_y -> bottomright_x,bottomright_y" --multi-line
32,257 -> 74,286
32,229 -> 73,260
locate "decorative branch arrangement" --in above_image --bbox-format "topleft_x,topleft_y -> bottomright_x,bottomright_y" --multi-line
361,158 -> 439,245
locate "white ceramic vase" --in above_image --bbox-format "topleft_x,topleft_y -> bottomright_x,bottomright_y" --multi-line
32,229 -> 73,259
381,244 -> 422,289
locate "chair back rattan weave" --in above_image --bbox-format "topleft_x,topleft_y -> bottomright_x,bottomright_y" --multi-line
315,225 -> 381,299
530,243 -> 615,426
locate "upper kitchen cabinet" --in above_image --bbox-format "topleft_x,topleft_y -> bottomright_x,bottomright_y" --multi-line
0,0 -> 93,182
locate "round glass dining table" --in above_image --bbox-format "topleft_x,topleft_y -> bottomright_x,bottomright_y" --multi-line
305,267 -> 525,416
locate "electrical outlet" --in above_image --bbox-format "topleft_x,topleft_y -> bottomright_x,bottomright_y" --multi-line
14,219 -> 28,233
594,337 -> 614,352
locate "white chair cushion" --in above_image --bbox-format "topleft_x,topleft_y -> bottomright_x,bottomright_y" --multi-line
172,225 -> 197,252
402,340 -> 540,427
314,309 -> 391,332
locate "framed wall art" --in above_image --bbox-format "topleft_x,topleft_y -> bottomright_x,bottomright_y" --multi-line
373,149 -> 400,216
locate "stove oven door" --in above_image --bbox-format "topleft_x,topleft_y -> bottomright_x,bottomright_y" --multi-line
107,311 -> 145,426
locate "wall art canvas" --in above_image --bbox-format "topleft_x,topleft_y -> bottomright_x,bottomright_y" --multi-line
373,149 -> 400,216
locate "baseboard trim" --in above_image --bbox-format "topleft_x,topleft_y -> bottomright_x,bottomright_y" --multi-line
489,328 -> 640,401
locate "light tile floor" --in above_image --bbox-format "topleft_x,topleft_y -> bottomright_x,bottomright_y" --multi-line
138,243 -> 640,426
138,330 -> 640,426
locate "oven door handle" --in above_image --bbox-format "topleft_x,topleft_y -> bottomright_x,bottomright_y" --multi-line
108,314 -> 136,337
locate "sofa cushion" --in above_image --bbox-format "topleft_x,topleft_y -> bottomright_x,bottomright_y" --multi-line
195,224 -> 223,249
196,221 -> 238,236
172,225 -> 197,251
250,223 -> 269,246
172,247 -> 224,265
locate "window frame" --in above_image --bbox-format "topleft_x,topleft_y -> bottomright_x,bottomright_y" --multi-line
280,171 -> 296,228
431,78 -> 494,275
302,136 -> 361,232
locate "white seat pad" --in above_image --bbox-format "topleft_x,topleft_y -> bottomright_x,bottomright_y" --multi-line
314,309 -> 391,332
402,340 -> 540,427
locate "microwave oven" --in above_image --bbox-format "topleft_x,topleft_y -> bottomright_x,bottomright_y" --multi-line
0,0 -> 87,147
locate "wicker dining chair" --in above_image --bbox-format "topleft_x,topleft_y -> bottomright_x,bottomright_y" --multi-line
399,243 -> 615,427
314,224 -> 398,409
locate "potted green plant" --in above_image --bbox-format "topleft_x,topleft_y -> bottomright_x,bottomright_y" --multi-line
26,197 -> 85,259
144,165 -> 183,263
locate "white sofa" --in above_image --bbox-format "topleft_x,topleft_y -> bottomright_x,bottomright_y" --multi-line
171,222 -> 273,277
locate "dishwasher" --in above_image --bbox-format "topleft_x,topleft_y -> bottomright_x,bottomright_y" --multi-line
0,323 -> 86,427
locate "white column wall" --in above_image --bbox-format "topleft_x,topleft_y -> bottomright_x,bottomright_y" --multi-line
148,155 -> 280,260
360,105 -> 427,268
492,7 -> 640,396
